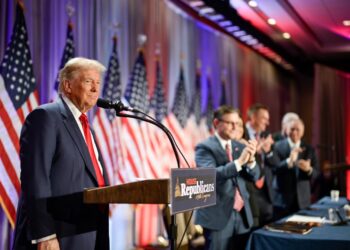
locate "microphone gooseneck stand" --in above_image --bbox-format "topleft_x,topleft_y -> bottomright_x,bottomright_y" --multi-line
114,109 -> 179,250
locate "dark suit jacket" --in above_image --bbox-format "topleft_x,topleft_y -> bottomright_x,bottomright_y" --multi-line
194,136 -> 260,232
13,97 -> 109,250
243,128 -> 276,226
273,138 -> 319,211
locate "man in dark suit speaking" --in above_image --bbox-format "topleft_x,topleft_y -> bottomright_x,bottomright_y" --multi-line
194,106 -> 260,250
13,57 -> 110,250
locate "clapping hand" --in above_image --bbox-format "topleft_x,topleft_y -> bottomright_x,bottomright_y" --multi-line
238,139 -> 257,165
258,134 -> 274,154
38,238 -> 60,250
297,159 -> 312,173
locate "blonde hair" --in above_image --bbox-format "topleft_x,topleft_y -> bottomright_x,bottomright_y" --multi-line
58,57 -> 106,93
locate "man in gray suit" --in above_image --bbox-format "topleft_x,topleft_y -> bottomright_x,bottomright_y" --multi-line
194,106 -> 260,250
273,118 -> 319,218
13,58 -> 110,250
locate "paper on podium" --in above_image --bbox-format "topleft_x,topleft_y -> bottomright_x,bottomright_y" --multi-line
286,214 -> 325,224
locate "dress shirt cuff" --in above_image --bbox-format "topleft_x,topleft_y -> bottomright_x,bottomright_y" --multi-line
31,234 -> 57,244
247,161 -> 256,169
266,151 -> 273,158
307,168 -> 313,176
234,159 -> 242,172
286,158 -> 293,168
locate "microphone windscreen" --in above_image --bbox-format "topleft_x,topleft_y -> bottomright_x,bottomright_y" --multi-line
97,98 -> 111,109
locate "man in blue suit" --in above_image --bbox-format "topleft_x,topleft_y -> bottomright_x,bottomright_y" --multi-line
273,118 -> 319,218
13,58 -> 110,250
194,106 -> 260,250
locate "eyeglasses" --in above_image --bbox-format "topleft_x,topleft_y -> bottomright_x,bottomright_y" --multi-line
219,119 -> 240,127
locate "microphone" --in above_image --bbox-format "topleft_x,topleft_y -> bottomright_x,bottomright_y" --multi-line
96,98 -> 133,112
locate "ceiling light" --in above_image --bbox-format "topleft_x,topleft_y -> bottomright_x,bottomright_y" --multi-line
219,21 -> 232,27
208,14 -> 224,21
343,20 -> 350,26
253,43 -> 263,49
240,35 -> 253,42
282,32 -> 291,39
246,39 -> 258,46
189,1 -> 204,8
226,26 -> 240,32
233,30 -> 246,37
199,7 -> 214,15
267,18 -> 276,25
248,1 -> 258,8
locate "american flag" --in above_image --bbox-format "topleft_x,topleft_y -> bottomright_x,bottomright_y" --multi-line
0,3 -> 39,227
121,50 -> 153,181
186,69 -> 206,151
165,65 -> 194,167
122,50 -> 161,246
124,50 -> 150,114
171,66 -> 188,128
149,59 -> 173,178
190,69 -> 202,126
220,77 -> 227,105
52,21 -> 75,100
205,76 -> 214,131
150,60 -> 167,122
92,36 -> 123,185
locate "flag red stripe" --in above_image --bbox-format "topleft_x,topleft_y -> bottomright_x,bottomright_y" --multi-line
143,126 -> 159,178
124,120 -> 144,166
17,108 -> 25,124
166,118 -> 185,149
0,141 -> 21,194
0,182 -> 16,228
138,206 -> 145,245
112,121 -> 125,184
116,170 -> 125,184
125,146 -> 140,178
26,97 -> 33,113
0,100 -> 20,153
34,90 -> 39,104
96,114 -> 115,167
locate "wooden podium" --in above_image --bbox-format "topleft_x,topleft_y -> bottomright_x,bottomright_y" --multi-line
84,179 -> 174,249
84,179 -> 170,204
83,169 -> 216,250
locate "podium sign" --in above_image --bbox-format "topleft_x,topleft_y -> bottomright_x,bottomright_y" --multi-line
170,168 -> 216,215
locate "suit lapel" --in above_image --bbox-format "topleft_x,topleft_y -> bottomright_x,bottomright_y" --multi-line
58,98 -> 99,185
231,141 -> 242,161
211,136 -> 229,162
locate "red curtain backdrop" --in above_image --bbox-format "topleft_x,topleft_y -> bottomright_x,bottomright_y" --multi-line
343,73 -> 350,199
313,64 -> 349,198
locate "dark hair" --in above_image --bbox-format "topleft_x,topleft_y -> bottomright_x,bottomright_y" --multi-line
213,105 -> 240,121
247,103 -> 269,118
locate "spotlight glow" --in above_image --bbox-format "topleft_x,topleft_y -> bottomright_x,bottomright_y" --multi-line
282,32 -> 291,39
267,18 -> 276,25
248,1 -> 258,8
343,20 -> 350,26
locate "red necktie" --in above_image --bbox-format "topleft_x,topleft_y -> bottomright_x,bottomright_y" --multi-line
226,143 -> 244,211
79,114 -> 105,187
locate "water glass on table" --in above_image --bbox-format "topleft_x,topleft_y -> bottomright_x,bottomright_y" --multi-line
330,190 -> 339,202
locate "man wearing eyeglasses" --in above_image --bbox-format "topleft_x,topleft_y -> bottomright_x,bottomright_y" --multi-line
194,105 -> 260,250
